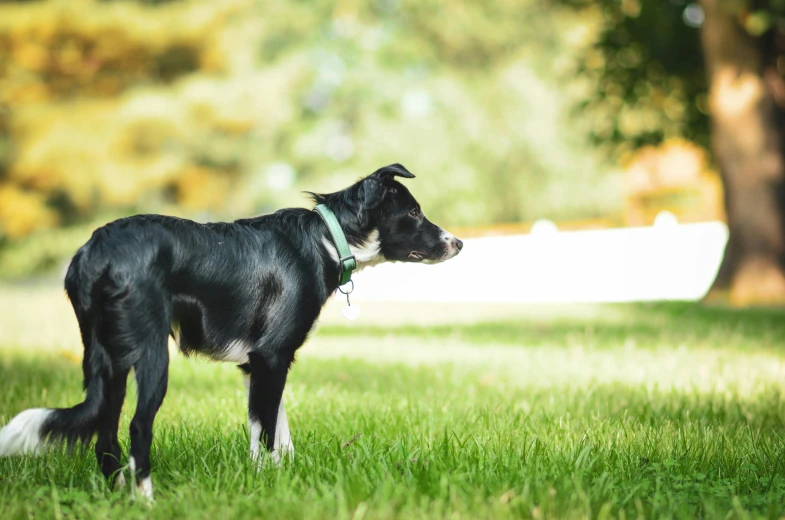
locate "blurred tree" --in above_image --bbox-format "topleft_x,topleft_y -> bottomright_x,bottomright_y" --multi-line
699,0 -> 785,306
565,0 -> 785,306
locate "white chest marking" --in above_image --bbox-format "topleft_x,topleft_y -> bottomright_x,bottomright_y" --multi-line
217,339 -> 251,364
171,324 -> 251,365
321,228 -> 384,271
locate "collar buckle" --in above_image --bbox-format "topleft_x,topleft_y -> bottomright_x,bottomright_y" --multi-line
340,254 -> 357,273
339,254 -> 356,285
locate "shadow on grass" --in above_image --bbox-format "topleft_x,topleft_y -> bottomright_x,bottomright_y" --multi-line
318,302 -> 785,350
2,350 -> 784,435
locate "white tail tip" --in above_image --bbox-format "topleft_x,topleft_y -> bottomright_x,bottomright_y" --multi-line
0,408 -> 53,456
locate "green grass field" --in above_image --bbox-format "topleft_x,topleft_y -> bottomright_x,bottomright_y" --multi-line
1,302 -> 785,519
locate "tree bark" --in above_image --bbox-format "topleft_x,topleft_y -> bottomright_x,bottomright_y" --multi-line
699,0 -> 785,306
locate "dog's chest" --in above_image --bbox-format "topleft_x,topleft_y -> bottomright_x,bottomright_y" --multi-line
170,322 -> 251,364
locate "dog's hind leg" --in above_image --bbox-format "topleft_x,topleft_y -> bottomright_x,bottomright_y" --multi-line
95,368 -> 130,488
102,280 -> 172,501
128,340 -> 169,501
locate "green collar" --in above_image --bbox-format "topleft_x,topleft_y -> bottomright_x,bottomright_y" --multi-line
314,204 -> 357,286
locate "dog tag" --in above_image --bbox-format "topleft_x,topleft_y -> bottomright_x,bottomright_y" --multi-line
338,280 -> 360,320
342,302 -> 361,320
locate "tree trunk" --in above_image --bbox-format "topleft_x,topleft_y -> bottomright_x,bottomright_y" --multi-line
699,0 -> 785,306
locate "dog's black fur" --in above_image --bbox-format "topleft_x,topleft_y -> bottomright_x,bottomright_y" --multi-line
8,164 -> 461,491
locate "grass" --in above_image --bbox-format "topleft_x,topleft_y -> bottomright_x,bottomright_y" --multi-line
1,302 -> 785,519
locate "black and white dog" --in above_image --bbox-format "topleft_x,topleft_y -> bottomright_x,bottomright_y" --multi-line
0,164 -> 462,499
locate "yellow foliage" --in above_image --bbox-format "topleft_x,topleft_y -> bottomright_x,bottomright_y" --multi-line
0,0 -> 244,106
0,184 -> 59,239
175,167 -> 232,211
0,0 -> 618,268
5,54 -> 303,221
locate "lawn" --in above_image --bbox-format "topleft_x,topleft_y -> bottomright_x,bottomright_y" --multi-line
1,301 -> 785,519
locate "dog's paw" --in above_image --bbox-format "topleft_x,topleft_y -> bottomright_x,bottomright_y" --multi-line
132,476 -> 154,505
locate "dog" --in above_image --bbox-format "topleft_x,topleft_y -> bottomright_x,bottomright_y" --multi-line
0,164 -> 462,499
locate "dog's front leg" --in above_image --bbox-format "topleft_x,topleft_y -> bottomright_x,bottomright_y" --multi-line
246,352 -> 291,469
244,383 -> 294,466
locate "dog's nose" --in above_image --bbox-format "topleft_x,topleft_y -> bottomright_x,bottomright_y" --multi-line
454,238 -> 463,251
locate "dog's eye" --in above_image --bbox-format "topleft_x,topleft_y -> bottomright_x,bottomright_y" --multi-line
409,208 -> 420,219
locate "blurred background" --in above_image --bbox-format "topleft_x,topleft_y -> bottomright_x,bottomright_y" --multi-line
1,0 -> 785,318
6,4 -> 785,515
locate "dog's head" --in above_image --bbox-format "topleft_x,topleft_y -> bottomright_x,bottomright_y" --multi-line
311,164 -> 463,264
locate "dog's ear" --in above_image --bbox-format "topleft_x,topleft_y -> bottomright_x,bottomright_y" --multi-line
359,164 -> 414,211
370,163 -> 416,181
359,176 -> 386,211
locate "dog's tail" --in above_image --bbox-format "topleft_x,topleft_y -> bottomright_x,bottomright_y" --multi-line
0,356 -> 107,456
0,249 -> 109,456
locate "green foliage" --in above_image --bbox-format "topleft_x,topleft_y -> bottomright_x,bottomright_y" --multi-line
0,0 -> 618,278
562,0 -> 785,157
2,303 -> 785,518
0,213 -> 122,279
561,0 -> 706,156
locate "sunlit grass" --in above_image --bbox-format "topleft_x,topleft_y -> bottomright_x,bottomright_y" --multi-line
1,302 -> 785,519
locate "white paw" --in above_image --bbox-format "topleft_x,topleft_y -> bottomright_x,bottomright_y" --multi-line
274,442 -> 295,465
250,446 -> 293,471
132,476 -> 154,504
128,456 -> 154,503
137,477 -> 154,500
270,448 -> 282,467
